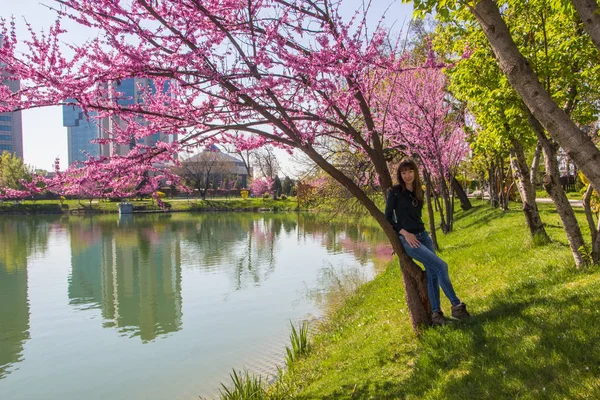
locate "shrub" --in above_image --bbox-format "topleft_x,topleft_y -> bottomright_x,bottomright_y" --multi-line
263,192 -> 271,199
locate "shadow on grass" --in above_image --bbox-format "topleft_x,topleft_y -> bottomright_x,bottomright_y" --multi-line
452,205 -> 517,232
295,270 -> 600,400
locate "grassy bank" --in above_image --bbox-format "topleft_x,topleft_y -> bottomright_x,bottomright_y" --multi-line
257,201 -> 600,399
0,197 -> 301,214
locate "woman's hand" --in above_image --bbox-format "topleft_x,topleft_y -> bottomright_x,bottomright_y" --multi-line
401,231 -> 421,248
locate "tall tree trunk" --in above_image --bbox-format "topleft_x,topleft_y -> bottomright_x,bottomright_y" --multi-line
583,184 -> 597,245
434,179 -> 449,234
424,170 -> 439,251
530,142 -> 542,187
471,0 -> 600,197
489,162 -> 499,207
450,186 -> 455,231
451,176 -> 472,211
499,159 -> 509,211
509,138 -> 549,241
583,184 -> 600,263
571,0 -> 600,53
594,220 -> 600,265
528,114 -> 587,267
440,178 -> 453,233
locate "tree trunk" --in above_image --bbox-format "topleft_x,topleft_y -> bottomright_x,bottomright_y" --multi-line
434,183 -> 449,234
440,178 -> 453,233
451,186 -> 455,231
488,162 -> 499,207
530,142 -> 542,188
583,184 -> 597,245
509,138 -> 549,241
529,113 -> 587,267
471,0 -> 600,197
583,184 -> 600,263
424,170 -> 439,251
571,0 -> 600,53
499,159 -> 509,211
451,176 -> 472,211
594,220 -> 600,264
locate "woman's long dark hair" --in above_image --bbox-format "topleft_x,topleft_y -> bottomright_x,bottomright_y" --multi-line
394,159 -> 424,203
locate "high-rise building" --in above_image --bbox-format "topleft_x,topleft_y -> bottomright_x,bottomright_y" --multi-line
62,106 -> 109,165
0,36 -> 24,159
109,77 -> 175,156
63,78 -> 176,165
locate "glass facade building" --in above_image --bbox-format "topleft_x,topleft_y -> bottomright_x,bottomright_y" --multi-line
0,36 -> 24,159
62,104 -> 103,165
63,77 -> 176,165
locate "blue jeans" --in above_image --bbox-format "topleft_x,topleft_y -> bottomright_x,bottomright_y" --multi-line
399,231 -> 460,313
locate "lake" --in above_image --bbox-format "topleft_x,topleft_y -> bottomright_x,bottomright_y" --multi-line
0,212 -> 391,399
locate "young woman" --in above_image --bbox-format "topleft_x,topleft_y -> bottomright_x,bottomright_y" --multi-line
384,159 -> 470,326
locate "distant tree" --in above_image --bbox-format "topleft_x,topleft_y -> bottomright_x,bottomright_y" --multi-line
253,147 -> 279,180
250,177 -> 273,197
174,148 -> 236,200
282,176 -> 294,196
0,151 -> 32,191
272,176 -> 282,198
222,135 -> 254,179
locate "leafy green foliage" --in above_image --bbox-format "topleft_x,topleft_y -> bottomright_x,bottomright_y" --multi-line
285,321 -> 311,367
282,176 -> 294,196
0,151 -> 32,190
272,176 -> 282,198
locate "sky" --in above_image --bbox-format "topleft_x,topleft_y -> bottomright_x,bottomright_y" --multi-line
2,0 -> 414,174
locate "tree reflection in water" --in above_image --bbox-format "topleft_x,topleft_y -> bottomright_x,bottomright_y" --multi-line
0,216 -> 57,379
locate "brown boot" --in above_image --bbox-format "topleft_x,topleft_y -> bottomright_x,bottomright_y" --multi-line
431,311 -> 449,326
451,302 -> 471,320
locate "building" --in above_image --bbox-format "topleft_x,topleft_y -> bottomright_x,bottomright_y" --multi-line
62,106 -> 108,164
182,145 -> 250,189
0,36 -> 24,159
62,78 -> 176,165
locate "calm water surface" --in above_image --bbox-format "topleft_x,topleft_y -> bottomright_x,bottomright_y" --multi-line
0,212 -> 391,399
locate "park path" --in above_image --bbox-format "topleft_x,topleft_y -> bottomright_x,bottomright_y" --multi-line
536,198 -> 583,207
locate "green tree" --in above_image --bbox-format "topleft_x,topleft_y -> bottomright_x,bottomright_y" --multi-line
272,176 -> 283,198
433,0 -> 600,266
282,176 -> 294,196
409,0 -> 600,220
0,151 -> 32,191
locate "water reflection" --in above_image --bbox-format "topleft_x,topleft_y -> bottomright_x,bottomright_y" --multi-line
0,212 -> 393,398
67,216 -> 183,342
0,217 -> 55,379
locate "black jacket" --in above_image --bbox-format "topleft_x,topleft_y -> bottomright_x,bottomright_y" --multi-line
384,187 -> 425,234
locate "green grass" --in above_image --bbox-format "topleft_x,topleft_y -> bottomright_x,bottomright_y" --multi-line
535,188 -> 583,200
219,369 -> 267,400
269,200 -> 600,399
285,321 -> 312,367
0,197 -> 301,213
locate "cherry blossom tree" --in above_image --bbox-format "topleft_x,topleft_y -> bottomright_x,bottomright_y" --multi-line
0,0 -> 470,330
250,177 -> 273,198
376,63 -> 469,233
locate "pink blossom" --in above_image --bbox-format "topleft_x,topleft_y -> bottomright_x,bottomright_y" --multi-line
250,177 -> 273,197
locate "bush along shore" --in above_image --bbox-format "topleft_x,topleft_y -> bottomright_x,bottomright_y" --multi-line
0,197 -> 304,214
217,201 -> 600,399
